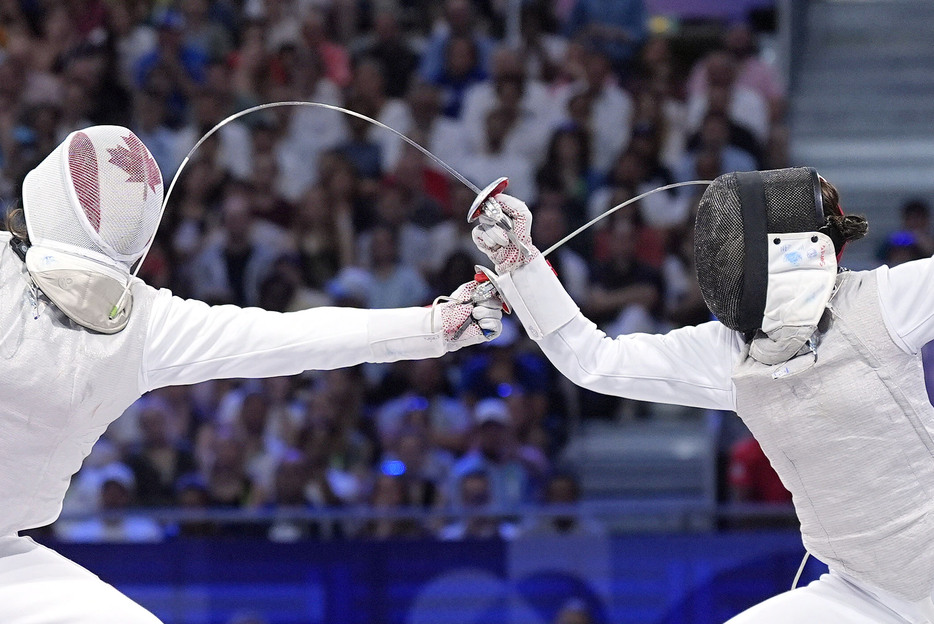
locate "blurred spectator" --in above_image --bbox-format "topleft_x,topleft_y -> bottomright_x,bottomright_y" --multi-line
728,435 -> 792,504
537,123 -> 596,217
173,474 -> 216,537
107,1 -> 157,92
348,58 -> 412,172
427,34 -> 488,119
359,473 -> 426,539
134,9 -> 207,125
557,47 -> 633,177
356,177 -> 434,275
524,472 -> 605,537
878,231 -> 926,268
132,88 -> 182,178
687,23 -> 785,124
191,191 -> 283,306
460,45 -> 558,167
878,199 -> 934,261
676,111 -> 757,182
275,51 -> 348,201
180,0 -> 233,62
438,469 -> 519,539
337,95 -> 384,180
686,50 -> 769,150
376,359 -> 472,455
54,463 -> 164,543
350,7 -> 419,99
458,105 -> 536,202
249,151 -> 295,228
126,397 -> 198,507
418,0 -> 493,89
400,82 -> 470,177
662,224 -> 710,329
363,225 -> 430,308
531,200 -> 590,305
300,8 -> 352,88
266,451 -> 319,542
586,210 -> 665,336
449,399 -> 536,510
176,83 -> 254,182
292,184 -> 354,290
553,599 -> 594,624
519,4 -> 567,83
562,0 -> 647,73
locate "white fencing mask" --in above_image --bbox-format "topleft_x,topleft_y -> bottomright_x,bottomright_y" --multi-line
21,126 -> 164,333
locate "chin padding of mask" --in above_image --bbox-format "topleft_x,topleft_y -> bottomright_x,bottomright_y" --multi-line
749,231 -> 837,365
24,246 -> 133,334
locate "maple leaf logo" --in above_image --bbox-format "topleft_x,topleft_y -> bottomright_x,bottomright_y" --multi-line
106,134 -> 162,200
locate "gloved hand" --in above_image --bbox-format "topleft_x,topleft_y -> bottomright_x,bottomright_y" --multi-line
471,193 -> 541,274
437,278 -> 504,351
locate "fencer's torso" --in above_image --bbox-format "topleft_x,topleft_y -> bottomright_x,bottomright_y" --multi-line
734,270 -> 934,602
0,232 -> 154,535
500,254 -> 934,603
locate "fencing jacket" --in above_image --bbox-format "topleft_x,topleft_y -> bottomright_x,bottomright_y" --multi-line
0,230 -> 447,536
498,253 -> 934,603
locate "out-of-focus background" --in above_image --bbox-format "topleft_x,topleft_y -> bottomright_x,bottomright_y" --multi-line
3,0 -> 934,622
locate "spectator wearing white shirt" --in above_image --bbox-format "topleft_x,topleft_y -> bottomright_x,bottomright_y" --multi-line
686,51 -> 769,149
557,48 -> 633,176
458,105 -> 536,203
459,46 -> 559,167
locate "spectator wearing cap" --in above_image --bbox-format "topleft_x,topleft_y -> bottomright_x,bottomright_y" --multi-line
53,463 -> 164,543
448,398 -> 535,510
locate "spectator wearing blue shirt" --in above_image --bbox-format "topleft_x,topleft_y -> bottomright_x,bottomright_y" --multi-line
563,0 -> 647,74
134,9 -> 207,126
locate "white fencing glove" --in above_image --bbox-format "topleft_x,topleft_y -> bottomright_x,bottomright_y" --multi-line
436,277 -> 505,351
471,193 -> 541,275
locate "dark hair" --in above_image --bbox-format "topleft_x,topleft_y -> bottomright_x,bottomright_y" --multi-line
3,206 -> 28,242
820,177 -> 868,244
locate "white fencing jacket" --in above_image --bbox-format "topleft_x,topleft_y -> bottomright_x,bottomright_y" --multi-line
499,254 -> 934,603
0,230 -> 447,536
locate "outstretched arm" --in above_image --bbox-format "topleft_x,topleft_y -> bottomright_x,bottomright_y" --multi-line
140,280 -> 502,392
498,255 -> 740,410
472,191 -> 739,410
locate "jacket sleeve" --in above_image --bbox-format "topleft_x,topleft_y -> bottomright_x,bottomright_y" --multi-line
495,255 -> 739,411
875,257 -> 934,354
139,291 -> 446,392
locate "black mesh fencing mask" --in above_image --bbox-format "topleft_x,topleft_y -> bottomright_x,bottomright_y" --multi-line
694,167 -> 824,333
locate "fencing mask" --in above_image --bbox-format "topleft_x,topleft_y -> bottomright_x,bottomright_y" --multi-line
694,168 -> 839,355
21,126 -> 164,333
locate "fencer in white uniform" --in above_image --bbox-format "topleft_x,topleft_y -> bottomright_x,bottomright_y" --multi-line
0,126 -> 504,623
473,168 -> 934,623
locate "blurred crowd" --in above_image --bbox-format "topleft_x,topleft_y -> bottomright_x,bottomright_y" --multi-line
0,0 -> 797,541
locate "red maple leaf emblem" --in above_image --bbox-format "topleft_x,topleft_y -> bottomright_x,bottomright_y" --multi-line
106,134 -> 162,200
